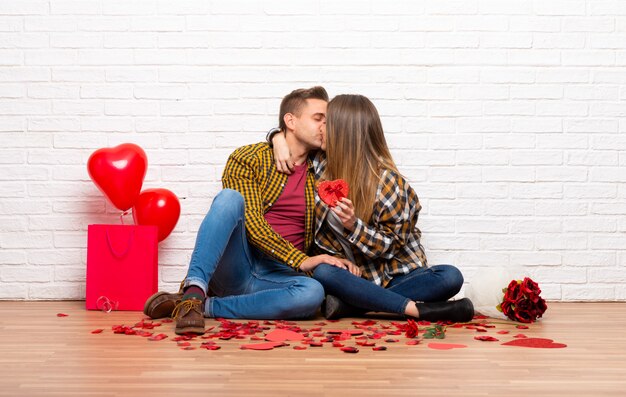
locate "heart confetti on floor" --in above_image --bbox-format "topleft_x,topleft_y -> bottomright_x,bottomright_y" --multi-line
326,329 -> 363,335
83,313 -> 566,354
264,329 -> 305,342
240,341 -> 288,350
501,338 -> 567,349
428,343 -> 468,350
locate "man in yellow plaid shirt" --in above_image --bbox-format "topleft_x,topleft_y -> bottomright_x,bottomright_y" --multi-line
144,86 -> 359,335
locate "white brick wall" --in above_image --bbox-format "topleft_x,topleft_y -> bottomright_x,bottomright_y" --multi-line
0,0 -> 625,301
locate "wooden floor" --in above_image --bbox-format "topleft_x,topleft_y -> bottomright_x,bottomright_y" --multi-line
0,301 -> 624,397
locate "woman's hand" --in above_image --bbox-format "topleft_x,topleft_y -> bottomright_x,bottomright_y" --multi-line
271,132 -> 294,175
300,254 -> 361,277
332,198 -> 358,232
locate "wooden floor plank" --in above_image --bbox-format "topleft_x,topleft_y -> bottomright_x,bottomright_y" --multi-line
0,301 -> 624,396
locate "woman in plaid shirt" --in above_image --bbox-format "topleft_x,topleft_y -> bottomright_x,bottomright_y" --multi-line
272,94 -> 474,322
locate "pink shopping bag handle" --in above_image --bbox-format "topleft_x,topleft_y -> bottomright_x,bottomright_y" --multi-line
105,227 -> 134,259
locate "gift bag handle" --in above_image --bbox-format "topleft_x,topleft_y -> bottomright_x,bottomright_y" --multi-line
105,227 -> 134,259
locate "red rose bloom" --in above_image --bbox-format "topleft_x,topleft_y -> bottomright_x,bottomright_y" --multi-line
405,319 -> 419,339
521,277 -> 541,303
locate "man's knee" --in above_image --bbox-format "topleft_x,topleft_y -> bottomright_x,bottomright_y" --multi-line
299,277 -> 325,304
213,189 -> 244,208
210,189 -> 245,218
292,277 -> 324,314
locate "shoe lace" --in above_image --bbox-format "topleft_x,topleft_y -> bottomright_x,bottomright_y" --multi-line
171,299 -> 202,319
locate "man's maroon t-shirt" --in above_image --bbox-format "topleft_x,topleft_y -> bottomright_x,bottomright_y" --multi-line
263,162 -> 307,251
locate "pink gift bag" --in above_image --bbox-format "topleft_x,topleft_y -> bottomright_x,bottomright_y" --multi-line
86,224 -> 158,311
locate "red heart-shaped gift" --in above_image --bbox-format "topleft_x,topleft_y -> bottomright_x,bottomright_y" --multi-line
317,179 -> 349,207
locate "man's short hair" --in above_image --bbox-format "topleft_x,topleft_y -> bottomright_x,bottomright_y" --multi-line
278,86 -> 329,131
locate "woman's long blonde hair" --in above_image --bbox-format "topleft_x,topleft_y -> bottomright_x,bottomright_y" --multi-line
323,94 -> 399,222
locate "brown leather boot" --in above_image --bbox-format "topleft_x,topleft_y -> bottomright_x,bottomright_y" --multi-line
172,298 -> 205,335
143,291 -> 183,319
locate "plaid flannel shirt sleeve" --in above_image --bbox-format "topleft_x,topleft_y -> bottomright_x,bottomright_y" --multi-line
222,145 -> 308,269
343,170 -> 418,260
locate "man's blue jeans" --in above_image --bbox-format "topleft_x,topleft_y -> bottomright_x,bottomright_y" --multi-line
312,263 -> 464,315
184,189 -> 324,319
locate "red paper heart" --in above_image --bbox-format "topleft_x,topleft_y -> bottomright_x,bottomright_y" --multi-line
352,320 -> 377,326
474,336 -> 499,342
87,143 -> 147,211
428,343 -> 468,350
240,341 -> 288,350
340,346 -> 359,353
318,179 -> 349,207
265,329 -> 305,342
372,346 -> 387,351
502,338 -> 567,349
147,333 -> 168,341
326,329 -> 363,335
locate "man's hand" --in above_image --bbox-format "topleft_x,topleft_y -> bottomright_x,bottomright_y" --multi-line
300,254 -> 361,277
271,132 -> 294,175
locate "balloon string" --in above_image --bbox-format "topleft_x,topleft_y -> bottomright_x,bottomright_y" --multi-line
120,211 -> 130,225
96,296 -> 119,313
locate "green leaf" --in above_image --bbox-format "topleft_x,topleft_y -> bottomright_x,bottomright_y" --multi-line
422,325 -> 447,340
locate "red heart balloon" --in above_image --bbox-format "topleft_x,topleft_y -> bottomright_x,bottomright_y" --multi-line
317,179 -> 349,207
132,188 -> 180,242
87,143 -> 147,211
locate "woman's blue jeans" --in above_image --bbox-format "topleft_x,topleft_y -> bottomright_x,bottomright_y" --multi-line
184,189 -> 324,319
312,263 -> 464,315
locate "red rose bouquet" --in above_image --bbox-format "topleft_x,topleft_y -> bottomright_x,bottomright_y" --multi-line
497,277 -> 547,323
